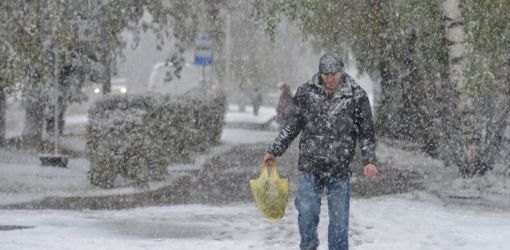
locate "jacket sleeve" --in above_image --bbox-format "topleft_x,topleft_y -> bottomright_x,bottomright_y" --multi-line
268,85 -> 306,156
354,89 -> 377,165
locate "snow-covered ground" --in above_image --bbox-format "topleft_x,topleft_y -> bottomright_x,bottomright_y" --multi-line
2,194 -> 510,250
0,102 -> 278,206
3,99 -> 510,250
222,128 -> 276,144
0,127 -> 278,206
2,141 -> 510,250
225,104 -> 276,124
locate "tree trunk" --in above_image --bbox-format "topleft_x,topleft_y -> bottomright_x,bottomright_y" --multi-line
102,57 -> 111,95
372,0 -> 404,141
0,86 -> 5,146
443,0 -> 479,177
100,5 -> 111,95
400,31 -> 428,143
21,70 -> 47,146
480,57 -> 510,174
443,0 -> 466,91
374,60 -> 398,139
47,65 -> 73,135
22,96 -> 46,145
432,74 -> 457,162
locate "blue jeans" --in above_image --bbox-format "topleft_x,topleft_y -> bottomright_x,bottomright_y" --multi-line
295,170 -> 350,250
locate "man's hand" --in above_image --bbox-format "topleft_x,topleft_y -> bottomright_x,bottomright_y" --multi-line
263,153 -> 276,167
363,164 -> 377,178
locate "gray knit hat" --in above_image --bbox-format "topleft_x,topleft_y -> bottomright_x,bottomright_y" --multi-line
319,53 -> 344,74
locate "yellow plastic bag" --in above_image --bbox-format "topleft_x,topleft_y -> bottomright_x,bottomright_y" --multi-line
249,164 -> 289,220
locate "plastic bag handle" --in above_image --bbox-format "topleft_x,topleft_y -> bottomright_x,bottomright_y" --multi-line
261,163 -> 280,179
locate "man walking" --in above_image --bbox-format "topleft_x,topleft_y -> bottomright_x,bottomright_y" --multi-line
263,53 -> 377,250
251,87 -> 263,116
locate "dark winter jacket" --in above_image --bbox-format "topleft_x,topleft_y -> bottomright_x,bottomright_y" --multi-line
268,73 -> 376,177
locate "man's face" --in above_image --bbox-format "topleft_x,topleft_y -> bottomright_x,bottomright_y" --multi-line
321,72 -> 341,91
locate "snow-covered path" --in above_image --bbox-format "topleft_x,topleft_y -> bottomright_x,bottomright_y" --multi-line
1,194 -> 509,250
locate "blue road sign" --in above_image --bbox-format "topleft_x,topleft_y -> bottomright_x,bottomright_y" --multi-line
194,35 -> 213,65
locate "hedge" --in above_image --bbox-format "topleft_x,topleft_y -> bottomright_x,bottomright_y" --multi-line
86,89 -> 226,188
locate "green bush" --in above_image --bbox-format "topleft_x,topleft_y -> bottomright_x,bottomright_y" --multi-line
87,90 -> 226,188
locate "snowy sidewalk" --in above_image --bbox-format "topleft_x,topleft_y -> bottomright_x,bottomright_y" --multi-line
2,194 -> 510,250
3,123 -> 510,210
0,127 -> 278,207
224,105 -> 277,129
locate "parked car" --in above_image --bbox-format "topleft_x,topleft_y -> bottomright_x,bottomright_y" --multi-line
90,78 -> 128,96
147,62 -> 219,96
